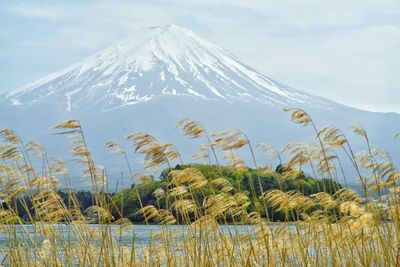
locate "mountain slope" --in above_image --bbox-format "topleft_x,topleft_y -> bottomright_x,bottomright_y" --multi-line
1,25 -> 399,187
2,25 -> 334,112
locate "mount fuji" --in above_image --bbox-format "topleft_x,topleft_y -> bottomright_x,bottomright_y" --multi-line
1,24 -> 399,185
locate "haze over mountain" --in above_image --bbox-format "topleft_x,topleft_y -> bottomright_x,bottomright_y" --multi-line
1,24 -> 399,186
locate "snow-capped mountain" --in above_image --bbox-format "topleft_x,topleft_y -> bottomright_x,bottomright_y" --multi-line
3,24 -> 333,112
1,25 -> 399,187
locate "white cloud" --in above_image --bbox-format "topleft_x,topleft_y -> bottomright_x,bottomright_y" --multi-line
6,3 -> 73,20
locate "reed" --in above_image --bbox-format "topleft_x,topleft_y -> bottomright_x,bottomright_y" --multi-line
0,109 -> 398,266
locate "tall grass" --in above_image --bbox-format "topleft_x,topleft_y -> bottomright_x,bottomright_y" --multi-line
0,109 -> 399,266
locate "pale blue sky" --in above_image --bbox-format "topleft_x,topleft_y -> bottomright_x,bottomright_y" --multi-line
1,0 -> 399,113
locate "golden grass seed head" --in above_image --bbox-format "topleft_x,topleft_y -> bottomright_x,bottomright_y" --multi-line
127,133 -> 179,168
53,119 -> 81,129
168,185 -> 189,197
211,178 -> 234,192
246,211 -> 263,224
310,192 -> 337,210
349,124 -> 368,139
0,145 -> 21,160
257,143 -> 280,159
112,218 -> 133,228
71,146 -> 91,157
153,188 -> 166,199
340,201 -> 363,218
211,129 -> 247,150
191,214 -> 218,230
104,140 -> 125,155
177,118 -> 205,138
26,141 -> 45,157
334,188 -> 361,203
138,205 -> 159,221
4,186 -> 27,202
284,108 -> 312,126
319,126 -> 348,147
192,144 -> 209,163
0,128 -> 21,144
263,190 -> 313,212
29,177 -> 60,188
84,206 -> 114,221
126,132 -> 157,152
356,151 -> 377,170
223,151 -> 247,169
138,174 -> 154,184
0,209 -> 19,224
156,209 -> 177,225
169,168 -> 208,189
48,157 -> 68,175
372,147 -> 390,158
171,199 -> 196,213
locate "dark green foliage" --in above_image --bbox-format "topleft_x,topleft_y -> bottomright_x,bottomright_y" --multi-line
112,164 -> 342,222
58,190 -> 95,211
9,164 -> 341,223
12,190 -> 103,222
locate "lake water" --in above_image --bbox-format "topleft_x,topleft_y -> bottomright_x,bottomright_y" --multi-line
0,224 -> 261,244
0,223 -> 269,264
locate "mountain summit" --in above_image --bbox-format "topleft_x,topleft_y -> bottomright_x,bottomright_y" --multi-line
3,24 -> 333,112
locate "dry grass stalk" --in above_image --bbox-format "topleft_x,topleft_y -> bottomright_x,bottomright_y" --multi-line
0,110 -> 398,266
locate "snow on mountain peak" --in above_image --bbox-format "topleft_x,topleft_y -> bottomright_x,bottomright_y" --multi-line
2,24 -> 334,112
